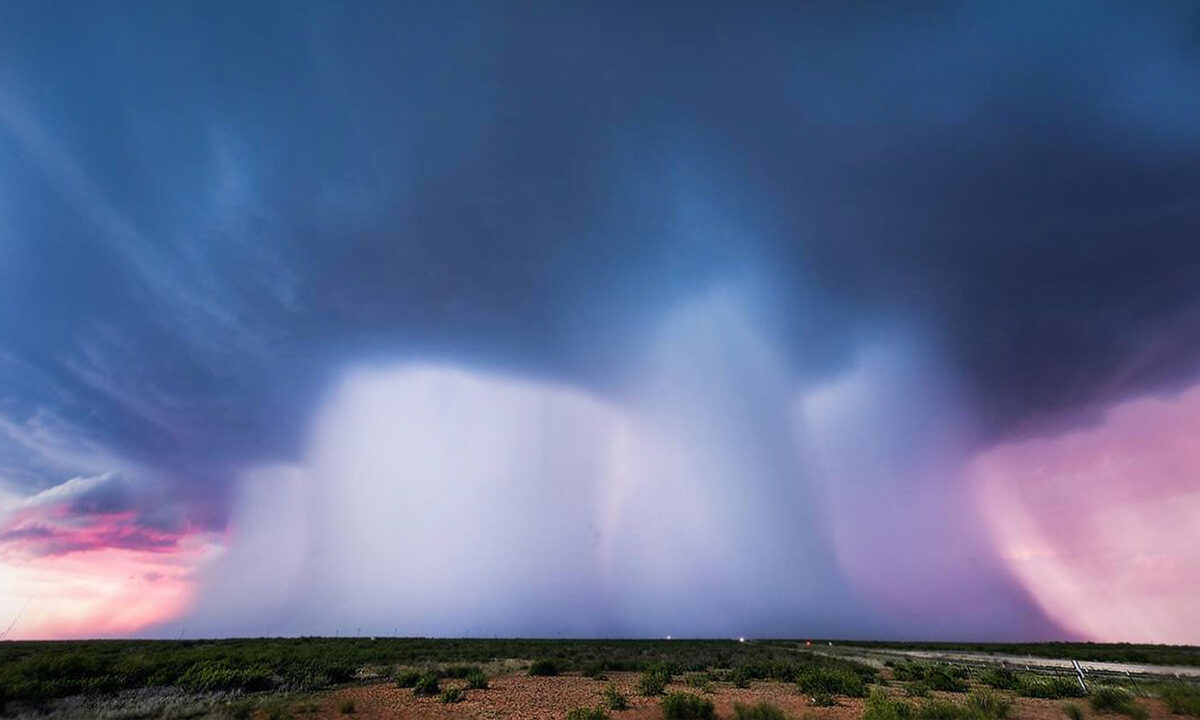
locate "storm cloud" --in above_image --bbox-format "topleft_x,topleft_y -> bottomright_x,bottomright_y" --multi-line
1,1 -> 1199,639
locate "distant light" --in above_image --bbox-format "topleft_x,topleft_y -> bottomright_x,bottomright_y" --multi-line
739,637 -> 746,643
666,635 -> 672,640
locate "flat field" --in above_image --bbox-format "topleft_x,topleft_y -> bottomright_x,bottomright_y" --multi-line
1,638 -> 1197,720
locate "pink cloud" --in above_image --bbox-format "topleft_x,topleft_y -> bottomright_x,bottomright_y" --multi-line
0,472 -> 220,638
971,383 -> 1200,643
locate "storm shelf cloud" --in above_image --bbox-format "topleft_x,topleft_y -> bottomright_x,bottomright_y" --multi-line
1,0 -> 1200,642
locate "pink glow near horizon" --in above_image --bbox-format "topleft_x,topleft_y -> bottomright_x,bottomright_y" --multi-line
0,474 -> 221,639
0,540 -> 217,639
971,383 -> 1200,644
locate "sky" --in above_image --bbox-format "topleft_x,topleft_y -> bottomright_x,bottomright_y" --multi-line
1,1 -> 1199,643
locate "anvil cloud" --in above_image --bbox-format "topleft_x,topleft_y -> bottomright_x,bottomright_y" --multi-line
1,1 -> 1199,641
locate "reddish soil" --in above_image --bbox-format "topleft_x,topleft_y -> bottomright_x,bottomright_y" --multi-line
278,673 -> 1175,720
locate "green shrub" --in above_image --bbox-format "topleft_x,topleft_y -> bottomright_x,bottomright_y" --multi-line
734,700 -> 792,720
1161,685 -> 1200,716
864,688 -> 915,720
797,665 -> 867,698
966,689 -> 1012,720
413,672 -> 440,697
440,686 -> 466,704
395,669 -> 422,688
466,668 -> 488,689
1064,702 -> 1085,720
1022,677 -> 1087,699
583,663 -> 607,680
566,708 -> 610,720
1090,687 -> 1146,719
603,684 -> 629,710
893,663 -> 966,693
977,668 -> 1022,691
529,659 -> 560,677
732,701 -> 790,720
685,672 -> 714,693
809,691 -> 837,706
661,692 -> 716,720
733,666 -> 753,688
925,667 -> 968,693
339,700 -> 355,714
907,682 -> 932,698
640,666 -> 672,696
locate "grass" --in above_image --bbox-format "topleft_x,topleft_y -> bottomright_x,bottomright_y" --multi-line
1064,702 -> 1086,720
965,688 -> 1012,720
661,691 -> 716,719
732,701 -> 790,720
863,688 -> 915,720
1160,684 -> 1200,716
603,683 -> 630,710
440,686 -> 466,704
1089,687 -> 1147,719
466,668 -> 489,689
567,707 -> 611,720
338,699 -> 355,714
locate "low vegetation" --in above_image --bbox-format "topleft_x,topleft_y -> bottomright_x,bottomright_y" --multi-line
1089,687 -> 1147,719
466,668 -> 489,689
640,665 -> 673,696
855,642 -> 1200,668
797,665 -> 868,698
603,683 -> 629,710
965,688 -> 1013,720
440,686 -> 466,704
976,668 -> 1022,691
412,672 -> 440,697
529,659 -> 560,676
661,691 -> 717,720
685,671 -> 715,693
1019,676 -> 1088,699
566,707 -> 611,720
732,701 -> 791,720
863,688 -> 915,720
1160,684 -> 1200,716
893,663 -> 969,693
1064,702 -> 1086,720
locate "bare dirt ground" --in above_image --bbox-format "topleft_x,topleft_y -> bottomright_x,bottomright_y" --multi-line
283,672 -> 1174,720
